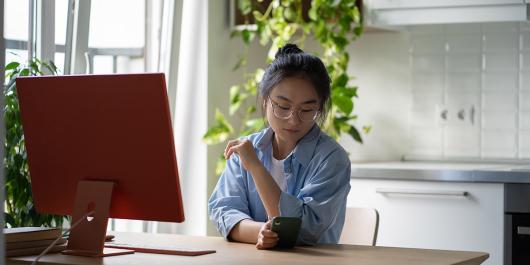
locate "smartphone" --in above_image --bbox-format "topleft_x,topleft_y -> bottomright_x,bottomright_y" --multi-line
270,216 -> 302,248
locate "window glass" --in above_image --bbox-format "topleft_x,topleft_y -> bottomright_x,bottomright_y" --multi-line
4,0 -> 29,41
88,0 -> 145,73
54,0 -> 69,72
55,0 -> 68,45
89,0 -> 145,48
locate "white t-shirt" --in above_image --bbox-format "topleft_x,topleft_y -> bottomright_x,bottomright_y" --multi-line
270,152 -> 288,192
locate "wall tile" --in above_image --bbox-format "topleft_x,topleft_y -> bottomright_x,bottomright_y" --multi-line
411,109 -> 438,128
446,93 -> 480,109
408,146 -> 443,157
446,72 -> 481,93
410,128 -> 443,148
482,148 -> 518,158
444,127 -> 480,157
483,71 -> 517,92
520,131 -> 530,158
521,111 -> 530,130
447,53 -> 481,71
484,32 -> 518,52
522,32 -> 530,52
520,22 -> 530,32
522,73 -> 530,90
412,92 -> 443,110
412,54 -> 444,72
484,52 -> 518,71
412,73 -> 444,93
482,22 -> 518,33
447,35 -> 482,53
445,24 -> 482,34
482,111 -> 517,130
409,25 -> 444,35
521,52 -> 530,71
482,92 -> 516,111
482,131 -> 517,158
521,92 -> 530,111
411,35 -> 445,53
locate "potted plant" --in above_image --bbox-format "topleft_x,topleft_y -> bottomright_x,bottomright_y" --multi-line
4,58 -> 67,227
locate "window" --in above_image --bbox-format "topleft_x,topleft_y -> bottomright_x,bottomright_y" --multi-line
2,0 -> 153,75
2,0 -> 168,233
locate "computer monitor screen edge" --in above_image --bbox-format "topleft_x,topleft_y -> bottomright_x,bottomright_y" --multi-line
16,73 -> 185,256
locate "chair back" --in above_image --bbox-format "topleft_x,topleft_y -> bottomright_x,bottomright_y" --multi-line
339,207 -> 379,246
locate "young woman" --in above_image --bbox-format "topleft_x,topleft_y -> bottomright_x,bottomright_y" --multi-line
208,44 -> 351,249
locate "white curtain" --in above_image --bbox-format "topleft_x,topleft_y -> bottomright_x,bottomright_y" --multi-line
153,0 -> 208,236
112,0 -> 208,236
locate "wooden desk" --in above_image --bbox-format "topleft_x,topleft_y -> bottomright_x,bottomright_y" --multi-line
7,232 -> 488,265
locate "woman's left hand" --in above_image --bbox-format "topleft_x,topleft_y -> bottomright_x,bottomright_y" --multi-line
256,219 -> 278,250
225,139 -> 261,172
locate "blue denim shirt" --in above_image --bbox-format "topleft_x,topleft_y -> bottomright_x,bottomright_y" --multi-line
208,125 -> 351,245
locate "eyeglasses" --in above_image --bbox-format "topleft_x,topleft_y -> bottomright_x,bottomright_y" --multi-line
268,96 -> 319,122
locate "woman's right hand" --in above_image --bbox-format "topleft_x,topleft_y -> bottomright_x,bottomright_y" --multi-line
256,219 -> 278,250
224,139 -> 261,172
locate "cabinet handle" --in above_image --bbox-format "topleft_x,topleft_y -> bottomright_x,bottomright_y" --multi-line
376,188 -> 468,197
517,226 -> 530,235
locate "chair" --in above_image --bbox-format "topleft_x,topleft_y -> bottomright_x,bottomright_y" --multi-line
338,207 -> 379,246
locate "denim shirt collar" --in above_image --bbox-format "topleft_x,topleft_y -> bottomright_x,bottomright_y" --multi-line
255,124 -> 321,168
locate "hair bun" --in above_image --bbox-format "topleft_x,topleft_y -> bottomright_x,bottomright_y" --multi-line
275,43 -> 303,59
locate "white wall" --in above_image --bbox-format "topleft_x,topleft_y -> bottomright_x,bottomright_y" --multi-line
207,0 -> 268,236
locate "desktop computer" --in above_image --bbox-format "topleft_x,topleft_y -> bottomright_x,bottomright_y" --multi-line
16,73 -> 185,257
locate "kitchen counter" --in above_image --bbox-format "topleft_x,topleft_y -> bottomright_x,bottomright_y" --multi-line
350,161 -> 530,183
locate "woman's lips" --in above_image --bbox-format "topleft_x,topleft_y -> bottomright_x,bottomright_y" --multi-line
284,128 -> 300,133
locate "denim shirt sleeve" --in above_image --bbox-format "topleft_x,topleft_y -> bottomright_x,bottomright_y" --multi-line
208,154 -> 252,239
278,150 -> 351,245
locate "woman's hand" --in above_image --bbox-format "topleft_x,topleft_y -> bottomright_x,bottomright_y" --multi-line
225,139 -> 261,172
256,219 -> 278,250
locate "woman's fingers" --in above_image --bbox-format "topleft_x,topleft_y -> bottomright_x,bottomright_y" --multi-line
224,140 -> 240,159
256,241 -> 277,250
261,236 -> 279,244
225,140 -> 249,159
225,145 -> 240,160
261,230 -> 277,238
265,219 -> 272,229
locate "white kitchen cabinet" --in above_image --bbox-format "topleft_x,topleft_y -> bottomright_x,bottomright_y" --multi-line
347,179 -> 504,265
365,0 -> 529,26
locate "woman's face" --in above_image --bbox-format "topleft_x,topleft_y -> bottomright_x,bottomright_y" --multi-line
265,77 -> 320,147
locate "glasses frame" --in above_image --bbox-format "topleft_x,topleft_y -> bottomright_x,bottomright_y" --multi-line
268,96 -> 319,122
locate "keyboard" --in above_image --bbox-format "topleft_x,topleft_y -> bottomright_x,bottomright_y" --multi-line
104,242 -> 216,256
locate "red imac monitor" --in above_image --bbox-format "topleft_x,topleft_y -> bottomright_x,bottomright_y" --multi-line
16,73 -> 184,256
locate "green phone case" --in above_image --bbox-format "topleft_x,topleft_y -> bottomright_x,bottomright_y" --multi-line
270,217 -> 302,248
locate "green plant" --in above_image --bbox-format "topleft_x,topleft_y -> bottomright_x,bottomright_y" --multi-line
4,58 -> 67,228
204,0 -> 370,175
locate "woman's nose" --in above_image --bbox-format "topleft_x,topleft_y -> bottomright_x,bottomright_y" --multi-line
288,111 -> 302,125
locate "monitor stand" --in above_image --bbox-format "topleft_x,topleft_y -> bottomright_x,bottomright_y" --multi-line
62,180 -> 134,257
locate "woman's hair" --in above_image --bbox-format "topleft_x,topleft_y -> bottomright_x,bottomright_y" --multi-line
258,43 -> 331,124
